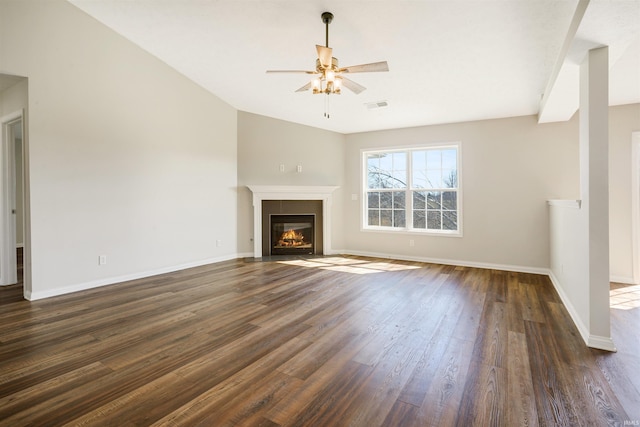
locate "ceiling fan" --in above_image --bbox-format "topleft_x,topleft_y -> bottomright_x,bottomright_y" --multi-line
266,12 -> 389,98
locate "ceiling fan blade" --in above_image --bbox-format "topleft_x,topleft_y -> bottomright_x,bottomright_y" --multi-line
295,82 -> 312,92
339,61 -> 389,73
340,77 -> 366,94
266,70 -> 317,74
316,45 -> 333,68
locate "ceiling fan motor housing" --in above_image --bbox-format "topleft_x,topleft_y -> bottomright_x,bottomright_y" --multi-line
315,57 -> 339,73
321,12 -> 334,25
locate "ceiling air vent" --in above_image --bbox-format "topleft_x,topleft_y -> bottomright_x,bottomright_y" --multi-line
365,100 -> 389,110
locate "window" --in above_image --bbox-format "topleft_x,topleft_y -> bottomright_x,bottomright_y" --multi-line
364,144 -> 460,235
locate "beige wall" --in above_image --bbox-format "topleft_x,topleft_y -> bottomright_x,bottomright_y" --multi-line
239,106 -> 639,275
1,0 -> 238,298
344,114 -> 580,271
609,104 -> 640,282
237,111 -> 346,255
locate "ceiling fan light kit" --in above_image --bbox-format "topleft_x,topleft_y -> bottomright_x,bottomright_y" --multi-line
267,11 -> 389,117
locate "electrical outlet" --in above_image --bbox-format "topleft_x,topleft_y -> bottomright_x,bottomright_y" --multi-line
98,255 -> 107,265
297,165 -> 302,173
351,193 -> 358,201
279,164 -> 285,172
409,239 -> 415,247
216,239 -> 222,247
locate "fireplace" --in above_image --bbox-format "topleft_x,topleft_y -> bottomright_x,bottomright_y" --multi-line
270,214 -> 315,255
247,185 -> 338,258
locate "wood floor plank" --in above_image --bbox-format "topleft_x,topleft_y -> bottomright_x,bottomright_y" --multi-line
455,362 -> 507,427
418,336 -> 476,426
471,300 -> 508,368
524,319 -> 581,426
0,256 -> 635,426
506,330 -> 539,427
150,337 -> 309,426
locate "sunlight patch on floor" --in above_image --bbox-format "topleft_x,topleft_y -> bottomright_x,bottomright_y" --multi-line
278,257 -> 421,275
610,284 -> 640,310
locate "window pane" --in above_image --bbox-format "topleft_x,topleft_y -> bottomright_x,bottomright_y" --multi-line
443,211 -> 457,230
380,192 -> 392,208
413,191 -> 426,210
412,151 -> 426,169
368,192 -> 380,209
368,169 -> 391,189
442,169 -> 457,188
442,149 -> 456,170
367,152 -> 407,189
426,169 -> 441,188
393,152 -> 406,168
381,209 -> 393,227
427,211 -> 441,229
394,210 -> 406,228
442,191 -> 457,210
367,170 -> 381,189
379,153 -> 392,170
427,191 -> 441,209
368,209 -> 380,226
393,170 -> 407,188
413,210 -> 426,229
412,172 -> 427,189
426,150 -> 441,169
393,191 -> 405,209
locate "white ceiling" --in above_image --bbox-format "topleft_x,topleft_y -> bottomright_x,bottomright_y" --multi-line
42,1 -> 640,133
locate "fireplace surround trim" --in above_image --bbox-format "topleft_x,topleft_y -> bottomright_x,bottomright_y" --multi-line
247,185 -> 338,258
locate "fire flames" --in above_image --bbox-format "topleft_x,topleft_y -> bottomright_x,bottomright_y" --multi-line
278,229 -> 305,247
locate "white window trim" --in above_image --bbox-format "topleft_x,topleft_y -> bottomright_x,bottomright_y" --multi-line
360,142 -> 463,237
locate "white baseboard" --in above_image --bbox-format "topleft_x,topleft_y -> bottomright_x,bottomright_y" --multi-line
587,334 -> 617,352
25,253 -> 240,301
548,271 -> 617,352
339,249 -> 549,275
610,275 -> 636,285
237,251 -> 256,259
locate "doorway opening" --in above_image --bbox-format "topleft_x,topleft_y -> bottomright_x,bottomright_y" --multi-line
1,112 -> 25,289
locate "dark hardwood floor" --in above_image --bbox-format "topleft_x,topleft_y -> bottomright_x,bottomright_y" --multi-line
16,247 -> 23,287
0,256 -> 638,426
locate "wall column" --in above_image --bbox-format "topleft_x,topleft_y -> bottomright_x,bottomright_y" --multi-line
580,46 -> 613,349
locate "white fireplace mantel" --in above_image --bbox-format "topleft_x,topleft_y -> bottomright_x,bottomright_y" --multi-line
247,185 -> 339,258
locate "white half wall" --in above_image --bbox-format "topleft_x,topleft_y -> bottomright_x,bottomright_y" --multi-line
1,0 -> 238,299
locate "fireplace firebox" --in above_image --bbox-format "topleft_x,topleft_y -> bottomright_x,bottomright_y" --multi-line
270,214 -> 315,255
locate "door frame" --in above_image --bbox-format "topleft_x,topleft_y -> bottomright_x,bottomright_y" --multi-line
0,110 -> 23,287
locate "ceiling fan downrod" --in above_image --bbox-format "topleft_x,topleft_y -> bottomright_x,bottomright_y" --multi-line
321,12 -> 333,48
